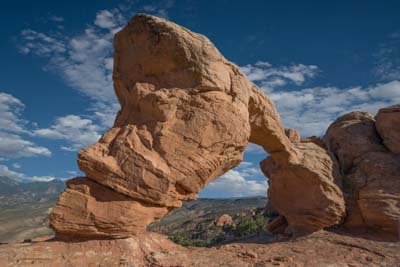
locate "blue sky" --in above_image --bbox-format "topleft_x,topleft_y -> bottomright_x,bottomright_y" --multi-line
0,0 -> 399,198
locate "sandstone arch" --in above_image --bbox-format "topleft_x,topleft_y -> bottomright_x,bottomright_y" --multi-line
49,14 -> 345,238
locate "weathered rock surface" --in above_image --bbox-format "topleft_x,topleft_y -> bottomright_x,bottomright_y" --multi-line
324,112 -> 386,173
375,104 -> 400,154
323,109 -> 400,235
344,152 -> 400,234
49,177 -> 169,238
1,231 -> 399,267
284,128 -> 301,143
261,142 -> 345,234
48,14 -> 349,238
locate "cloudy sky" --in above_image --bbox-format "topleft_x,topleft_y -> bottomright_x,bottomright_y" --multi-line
0,0 -> 399,197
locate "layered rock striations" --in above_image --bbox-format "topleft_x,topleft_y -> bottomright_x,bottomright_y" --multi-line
50,14 -> 346,238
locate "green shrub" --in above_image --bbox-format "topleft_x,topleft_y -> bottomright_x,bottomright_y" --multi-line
233,214 -> 267,237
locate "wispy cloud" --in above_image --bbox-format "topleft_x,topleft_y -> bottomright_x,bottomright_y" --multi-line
202,161 -> 267,197
50,15 -> 64,22
0,164 -> 25,180
0,164 -> 59,182
240,61 -> 319,93
18,2 -> 175,151
0,93 -> 51,158
373,30 -> 400,81
33,115 -> 102,151
242,62 -> 400,137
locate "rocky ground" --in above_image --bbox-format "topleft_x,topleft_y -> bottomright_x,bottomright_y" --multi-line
0,230 -> 399,266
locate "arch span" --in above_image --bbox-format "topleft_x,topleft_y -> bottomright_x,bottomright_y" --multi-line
49,14 -> 345,238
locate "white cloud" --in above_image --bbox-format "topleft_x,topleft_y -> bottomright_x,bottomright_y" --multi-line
244,143 -> 265,154
50,15 -> 64,22
12,163 -> 21,169
18,3 -> 177,151
19,3 -> 176,109
33,115 -> 102,151
0,92 -> 28,133
31,176 -> 55,182
0,164 -> 24,180
0,133 -> 52,158
269,83 -> 400,137
94,10 -> 118,29
0,164 -> 59,182
0,93 -> 52,158
202,161 -> 267,197
240,61 -> 319,92
242,61 -> 400,137
373,31 -> 400,81
19,10 -> 120,126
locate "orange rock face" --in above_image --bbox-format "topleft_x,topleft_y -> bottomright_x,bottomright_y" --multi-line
261,142 -> 345,234
324,112 -> 385,173
324,109 -> 400,235
354,152 -> 400,234
50,14 -> 347,238
49,177 -> 169,238
284,128 -> 301,143
375,104 -> 400,154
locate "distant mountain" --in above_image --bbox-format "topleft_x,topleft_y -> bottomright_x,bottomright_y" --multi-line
0,177 -> 65,243
0,176 -> 20,195
0,180 -> 267,245
0,176 -> 65,200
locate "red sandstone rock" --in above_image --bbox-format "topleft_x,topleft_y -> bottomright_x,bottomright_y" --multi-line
324,112 -> 386,173
49,177 -> 169,238
284,128 -> 301,143
1,231 -> 399,267
51,14 -> 297,237
375,104 -> 400,154
49,14 -> 355,239
344,152 -> 400,234
261,142 -> 346,234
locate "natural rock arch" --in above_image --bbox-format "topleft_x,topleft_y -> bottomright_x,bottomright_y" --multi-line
49,14 -> 345,238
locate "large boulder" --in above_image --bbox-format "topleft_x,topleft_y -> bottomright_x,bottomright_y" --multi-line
375,104 -> 400,154
261,142 -> 346,234
323,112 -> 386,173
344,152 -> 400,234
50,177 -> 169,238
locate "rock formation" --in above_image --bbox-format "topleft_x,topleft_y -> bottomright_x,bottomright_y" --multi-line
375,104 -> 400,154
284,128 -> 301,143
49,14 -> 346,238
261,141 -> 345,234
323,112 -> 385,173
323,110 -> 400,235
216,214 -> 235,227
